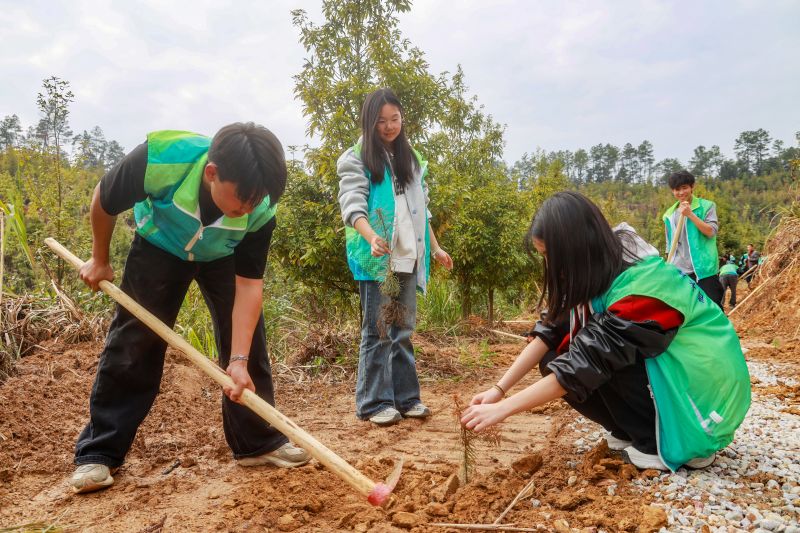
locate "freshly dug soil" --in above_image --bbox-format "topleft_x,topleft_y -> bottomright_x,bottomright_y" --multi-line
0,339 -> 664,532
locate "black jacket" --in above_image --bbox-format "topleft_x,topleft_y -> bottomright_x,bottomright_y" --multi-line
529,310 -> 679,403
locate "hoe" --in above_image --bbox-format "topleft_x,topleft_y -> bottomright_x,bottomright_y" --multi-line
46,238 -> 402,506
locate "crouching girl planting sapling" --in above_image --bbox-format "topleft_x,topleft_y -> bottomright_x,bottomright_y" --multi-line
461,191 -> 750,472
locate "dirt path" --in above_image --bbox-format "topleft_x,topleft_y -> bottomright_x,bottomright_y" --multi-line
0,340 -> 558,532
2,329 -> 797,532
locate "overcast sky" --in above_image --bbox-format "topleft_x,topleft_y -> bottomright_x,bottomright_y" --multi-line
2,0 -> 798,165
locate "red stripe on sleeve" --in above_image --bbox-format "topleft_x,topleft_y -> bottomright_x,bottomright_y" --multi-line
556,333 -> 571,354
607,295 -> 684,330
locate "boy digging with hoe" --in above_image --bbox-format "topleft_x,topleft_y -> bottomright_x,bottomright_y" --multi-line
70,123 -> 309,494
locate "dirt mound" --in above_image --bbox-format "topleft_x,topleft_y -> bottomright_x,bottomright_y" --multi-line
735,215 -> 800,350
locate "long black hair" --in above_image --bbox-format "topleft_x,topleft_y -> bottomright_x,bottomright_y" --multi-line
525,191 -> 638,323
359,88 -> 419,191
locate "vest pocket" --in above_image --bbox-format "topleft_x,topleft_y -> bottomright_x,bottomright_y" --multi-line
135,213 -> 159,238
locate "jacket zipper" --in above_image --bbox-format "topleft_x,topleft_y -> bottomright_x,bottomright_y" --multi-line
184,225 -> 204,261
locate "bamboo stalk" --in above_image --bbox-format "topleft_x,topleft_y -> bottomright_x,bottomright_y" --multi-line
728,258 -> 796,317
0,211 -> 4,315
490,329 -> 526,341
493,478 -> 536,524
666,214 -> 685,264
45,238 -> 395,506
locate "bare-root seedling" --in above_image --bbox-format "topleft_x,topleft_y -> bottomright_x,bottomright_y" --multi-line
452,394 -> 501,483
374,208 -> 407,338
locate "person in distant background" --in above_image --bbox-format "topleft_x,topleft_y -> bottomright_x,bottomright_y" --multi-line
719,256 -> 739,311
743,244 -> 761,288
662,170 -> 723,309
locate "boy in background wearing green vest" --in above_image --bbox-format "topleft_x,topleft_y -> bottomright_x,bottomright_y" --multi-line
662,170 -> 724,309
719,257 -> 739,310
70,123 -> 309,494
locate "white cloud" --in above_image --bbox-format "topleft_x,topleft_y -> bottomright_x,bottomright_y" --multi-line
1,0 -> 798,165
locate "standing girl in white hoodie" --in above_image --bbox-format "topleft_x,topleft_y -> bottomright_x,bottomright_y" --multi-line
338,88 -> 452,426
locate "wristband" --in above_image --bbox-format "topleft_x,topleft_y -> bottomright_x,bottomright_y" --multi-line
431,248 -> 442,258
492,383 -> 506,397
230,355 -> 249,363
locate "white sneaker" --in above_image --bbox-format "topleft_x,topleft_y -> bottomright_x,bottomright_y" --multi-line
70,464 -> 117,494
622,446 -> 669,471
402,403 -> 431,419
685,453 -> 716,469
368,407 -> 402,426
237,442 -> 311,468
604,432 -> 633,451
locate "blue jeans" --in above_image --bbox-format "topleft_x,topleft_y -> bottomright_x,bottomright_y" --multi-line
356,271 -> 421,419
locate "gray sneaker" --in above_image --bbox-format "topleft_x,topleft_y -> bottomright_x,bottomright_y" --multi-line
402,403 -> 431,419
237,442 -> 311,468
70,464 -> 117,494
622,446 -> 669,471
685,453 -> 716,469
604,432 -> 633,451
368,407 -> 402,426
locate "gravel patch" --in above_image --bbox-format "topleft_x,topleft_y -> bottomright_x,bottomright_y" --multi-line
567,359 -> 800,532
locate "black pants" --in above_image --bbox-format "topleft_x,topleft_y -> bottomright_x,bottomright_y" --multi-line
689,273 -> 724,310
75,235 -> 287,468
719,274 -> 738,308
539,350 -> 657,454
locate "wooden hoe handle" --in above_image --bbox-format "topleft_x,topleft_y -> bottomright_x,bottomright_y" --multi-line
666,214 -> 685,264
45,238 -> 393,506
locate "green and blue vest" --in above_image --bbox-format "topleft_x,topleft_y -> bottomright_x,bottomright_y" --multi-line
133,130 -> 276,262
592,256 -> 750,471
663,197 -> 719,279
344,143 -> 431,287
719,263 -> 738,276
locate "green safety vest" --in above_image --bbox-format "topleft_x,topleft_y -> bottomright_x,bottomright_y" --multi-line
663,197 -> 719,279
133,130 -> 277,262
343,142 -> 431,286
719,263 -> 738,276
592,256 -> 750,471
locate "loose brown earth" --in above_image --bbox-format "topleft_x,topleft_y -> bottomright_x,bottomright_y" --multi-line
2,255 -> 798,533
0,335 -> 669,533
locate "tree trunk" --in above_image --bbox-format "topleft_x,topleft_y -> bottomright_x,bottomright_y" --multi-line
461,289 -> 471,320
487,288 -> 494,325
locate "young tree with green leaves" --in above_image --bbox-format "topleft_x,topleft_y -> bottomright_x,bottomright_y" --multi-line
36,76 -> 75,284
275,0 -> 449,299
734,128 -> 771,176
0,115 -> 23,150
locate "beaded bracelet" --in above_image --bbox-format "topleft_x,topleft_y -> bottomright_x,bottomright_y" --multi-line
230,355 -> 249,363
